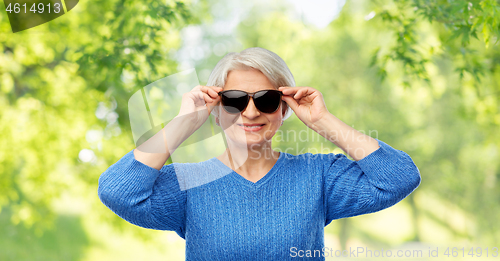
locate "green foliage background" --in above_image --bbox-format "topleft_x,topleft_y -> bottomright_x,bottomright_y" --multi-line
0,0 -> 499,260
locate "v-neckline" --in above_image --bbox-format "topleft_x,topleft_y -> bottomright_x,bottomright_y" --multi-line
210,152 -> 286,188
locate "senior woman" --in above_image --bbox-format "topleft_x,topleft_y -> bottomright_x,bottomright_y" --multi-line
98,47 -> 421,260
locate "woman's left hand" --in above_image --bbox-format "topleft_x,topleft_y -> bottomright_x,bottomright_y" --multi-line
279,86 -> 330,129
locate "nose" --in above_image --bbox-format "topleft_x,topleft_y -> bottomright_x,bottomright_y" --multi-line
242,97 -> 260,119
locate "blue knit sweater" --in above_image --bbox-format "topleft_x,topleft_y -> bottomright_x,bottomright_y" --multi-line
98,138 -> 421,260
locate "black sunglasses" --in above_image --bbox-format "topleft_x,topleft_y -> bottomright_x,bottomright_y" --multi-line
218,89 -> 283,114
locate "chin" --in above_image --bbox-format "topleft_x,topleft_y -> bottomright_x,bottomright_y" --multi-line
228,133 -> 267,147
231,137 -> 266,149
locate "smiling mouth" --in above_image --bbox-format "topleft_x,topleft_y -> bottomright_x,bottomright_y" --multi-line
237,124 -> 265,128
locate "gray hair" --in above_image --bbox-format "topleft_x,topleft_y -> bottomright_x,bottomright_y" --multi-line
208,47 -> 294,121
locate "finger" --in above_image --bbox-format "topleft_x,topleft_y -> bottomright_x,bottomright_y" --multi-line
205,86 -> 224,95
200,86 -> 220,98
294,87 -> 314,99
279,86 -> 301,95
206,95 -> 220,106
210,95 -> 221,106
191,91 -> 213,104
202,92 -> 213,103
208,86 -> 224,92
279,86 -> 316,95
206,97 -> 220,113
208,86 -> 223,98
280,87 -> 310,100
293,88 -> 306,99
281,95 -> 299,111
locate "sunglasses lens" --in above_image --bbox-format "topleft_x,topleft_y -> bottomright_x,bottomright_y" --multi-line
221,90 -> 248,113
253,90 -> 282,113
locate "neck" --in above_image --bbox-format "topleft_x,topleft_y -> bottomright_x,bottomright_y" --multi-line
218,139 -> 280,175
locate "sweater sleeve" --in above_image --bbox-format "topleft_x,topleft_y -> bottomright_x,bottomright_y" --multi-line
323,139 -> 421,226
97,149 -> 187,238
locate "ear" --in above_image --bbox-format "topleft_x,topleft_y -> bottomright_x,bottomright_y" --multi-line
281,101 -> 287,117
211,105 -> 221,126
211,104 -> 220,118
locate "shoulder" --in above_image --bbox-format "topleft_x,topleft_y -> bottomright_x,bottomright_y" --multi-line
281,151 -> 347,167
278,151 -> 350,179
287,151 -> 365,185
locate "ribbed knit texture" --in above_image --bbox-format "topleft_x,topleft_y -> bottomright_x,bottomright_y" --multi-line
98,139 -> 421,260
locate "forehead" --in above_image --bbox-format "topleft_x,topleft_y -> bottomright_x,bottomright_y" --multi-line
224,68 -> 276,92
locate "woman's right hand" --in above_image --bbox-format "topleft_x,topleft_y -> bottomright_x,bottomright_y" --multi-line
176,85 -> 222,130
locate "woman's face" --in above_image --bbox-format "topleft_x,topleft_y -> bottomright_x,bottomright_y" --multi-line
218,68 -> 286,149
